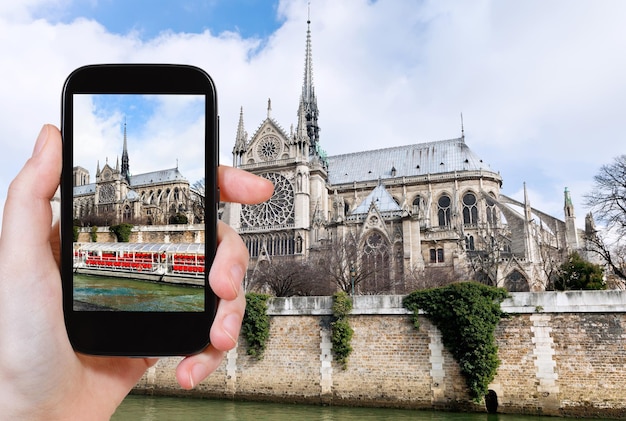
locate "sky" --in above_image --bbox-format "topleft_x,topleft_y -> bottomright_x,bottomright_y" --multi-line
73,93 -> 206,183
0,0 -> 625,229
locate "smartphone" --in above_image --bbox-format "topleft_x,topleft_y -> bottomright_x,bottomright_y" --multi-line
60,64 -> 218,356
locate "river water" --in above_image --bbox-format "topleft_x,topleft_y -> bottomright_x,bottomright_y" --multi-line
73,273 -> 203,311
112,396 -> 596,421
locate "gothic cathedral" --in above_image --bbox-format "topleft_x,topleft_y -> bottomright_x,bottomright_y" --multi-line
222,21 -> 586,293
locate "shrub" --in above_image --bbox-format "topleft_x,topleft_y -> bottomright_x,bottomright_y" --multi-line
403,282 -> 509,402
109,223 -> 133,242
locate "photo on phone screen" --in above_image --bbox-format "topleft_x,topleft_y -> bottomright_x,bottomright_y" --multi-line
71,93 -> 206,312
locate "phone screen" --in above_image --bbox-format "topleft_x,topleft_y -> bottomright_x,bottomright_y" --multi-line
71,93 -> 207,312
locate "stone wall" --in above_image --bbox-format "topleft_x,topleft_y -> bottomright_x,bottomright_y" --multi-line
76,224 -> 205,244
133,291 -> 626,418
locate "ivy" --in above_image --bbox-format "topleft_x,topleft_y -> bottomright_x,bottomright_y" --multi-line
331,291 -> 354,370
73,225 -> 80,242
109,223 -> 133,242
89,226 -> 98,242
402,282 -> 509,402
242,293 -> 270,359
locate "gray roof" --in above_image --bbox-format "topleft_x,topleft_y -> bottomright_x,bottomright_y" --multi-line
73,168 -> 187,196
74,184 -> 95,196
327,137 -> 494,185
130,168 -> 187,187
352,184 -> 402,215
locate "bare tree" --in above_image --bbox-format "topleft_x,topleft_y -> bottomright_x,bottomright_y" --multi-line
404,264 -> 462,291
309,233 -> 397,295
466,224 -> 511,287
584,155 -> 626,282
249,258 -> 334,297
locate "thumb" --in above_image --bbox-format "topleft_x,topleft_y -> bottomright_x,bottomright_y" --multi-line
0,125 -> 62,249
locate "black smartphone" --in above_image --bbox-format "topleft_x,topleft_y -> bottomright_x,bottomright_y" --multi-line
60,64 -> 218,356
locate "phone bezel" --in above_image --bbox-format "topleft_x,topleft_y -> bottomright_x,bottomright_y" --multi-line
61,64 -> 218,356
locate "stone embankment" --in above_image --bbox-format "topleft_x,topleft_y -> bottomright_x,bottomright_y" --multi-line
133,291 -> 626,418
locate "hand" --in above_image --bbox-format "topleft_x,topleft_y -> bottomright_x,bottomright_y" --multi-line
0,125 -> 273,420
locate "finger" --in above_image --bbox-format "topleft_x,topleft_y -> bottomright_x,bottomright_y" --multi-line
209,286 -> 246,351
0,125 -> 62,250
175,345 -> 225,390
218,166 -> 273,204
175,288 -> 245,389
209,221 -> 249,301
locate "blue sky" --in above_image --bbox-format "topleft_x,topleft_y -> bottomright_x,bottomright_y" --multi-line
36,0 -> 282,39
1,0 -> 626,230
73,93 -> 206,180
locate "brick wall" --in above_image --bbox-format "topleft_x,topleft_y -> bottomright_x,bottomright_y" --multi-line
133,291 -> 626,418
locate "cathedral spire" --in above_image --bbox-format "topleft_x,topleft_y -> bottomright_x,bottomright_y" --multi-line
121,118 -> 130,182
233,106 -> 248,167
297,14 -> 320,155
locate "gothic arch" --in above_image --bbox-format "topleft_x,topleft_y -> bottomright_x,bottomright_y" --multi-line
504,269 -> 530,292
462,191 -> 479,226
360,230 -> 391,293
437,193 -> 452,227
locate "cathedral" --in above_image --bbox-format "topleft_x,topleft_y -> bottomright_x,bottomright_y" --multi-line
73,123 -> 204,226
221,20 -> 587,293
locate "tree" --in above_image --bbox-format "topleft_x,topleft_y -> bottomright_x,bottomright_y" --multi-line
249,258 -> 333,297
554,252 -> 605,291
466,223 -> 512,287
190,178 -> 206,223
584,155 -> 626,282
310,233 -> 396,295
168,212 -> 188,225
109,223 -> 133,242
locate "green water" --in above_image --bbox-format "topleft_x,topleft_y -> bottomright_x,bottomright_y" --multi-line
73,274 -> 204,311
112,396 -> 597,420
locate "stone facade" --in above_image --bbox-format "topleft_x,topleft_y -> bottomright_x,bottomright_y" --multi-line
133,291 -> 626,418
73,124 -> 204,227
221,21 -> 592,294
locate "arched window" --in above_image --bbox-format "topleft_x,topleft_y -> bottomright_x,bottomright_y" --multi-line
486,193 -> 498,226
437,195 -> 451,227
412,195 -> 423,215
465,235 -> 475,251
174,187 -> 180,201
463,192 -> 478,225
505,270 -> 529,292
123,205 -> 131,221
362,232 -> 390,293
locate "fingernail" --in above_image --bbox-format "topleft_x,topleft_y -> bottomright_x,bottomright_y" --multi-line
190,363 -> 209,388
32,125 -> 49,157
229,264 -> 244,297
223,313 -> 240,346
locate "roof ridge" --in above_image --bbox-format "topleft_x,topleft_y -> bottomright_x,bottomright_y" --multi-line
328,137 -> 464,159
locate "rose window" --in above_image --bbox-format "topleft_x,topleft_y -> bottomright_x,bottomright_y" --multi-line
241,172 -> 294,228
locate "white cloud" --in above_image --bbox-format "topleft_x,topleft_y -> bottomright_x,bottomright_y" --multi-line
1,0 -> 625,230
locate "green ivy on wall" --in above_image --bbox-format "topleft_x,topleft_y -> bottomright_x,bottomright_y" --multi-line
403,282 -> 509,402
109,223 -> 133,242
331,291 -> 354,370
89,225 -> 98,242
242,293 -> 271,359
